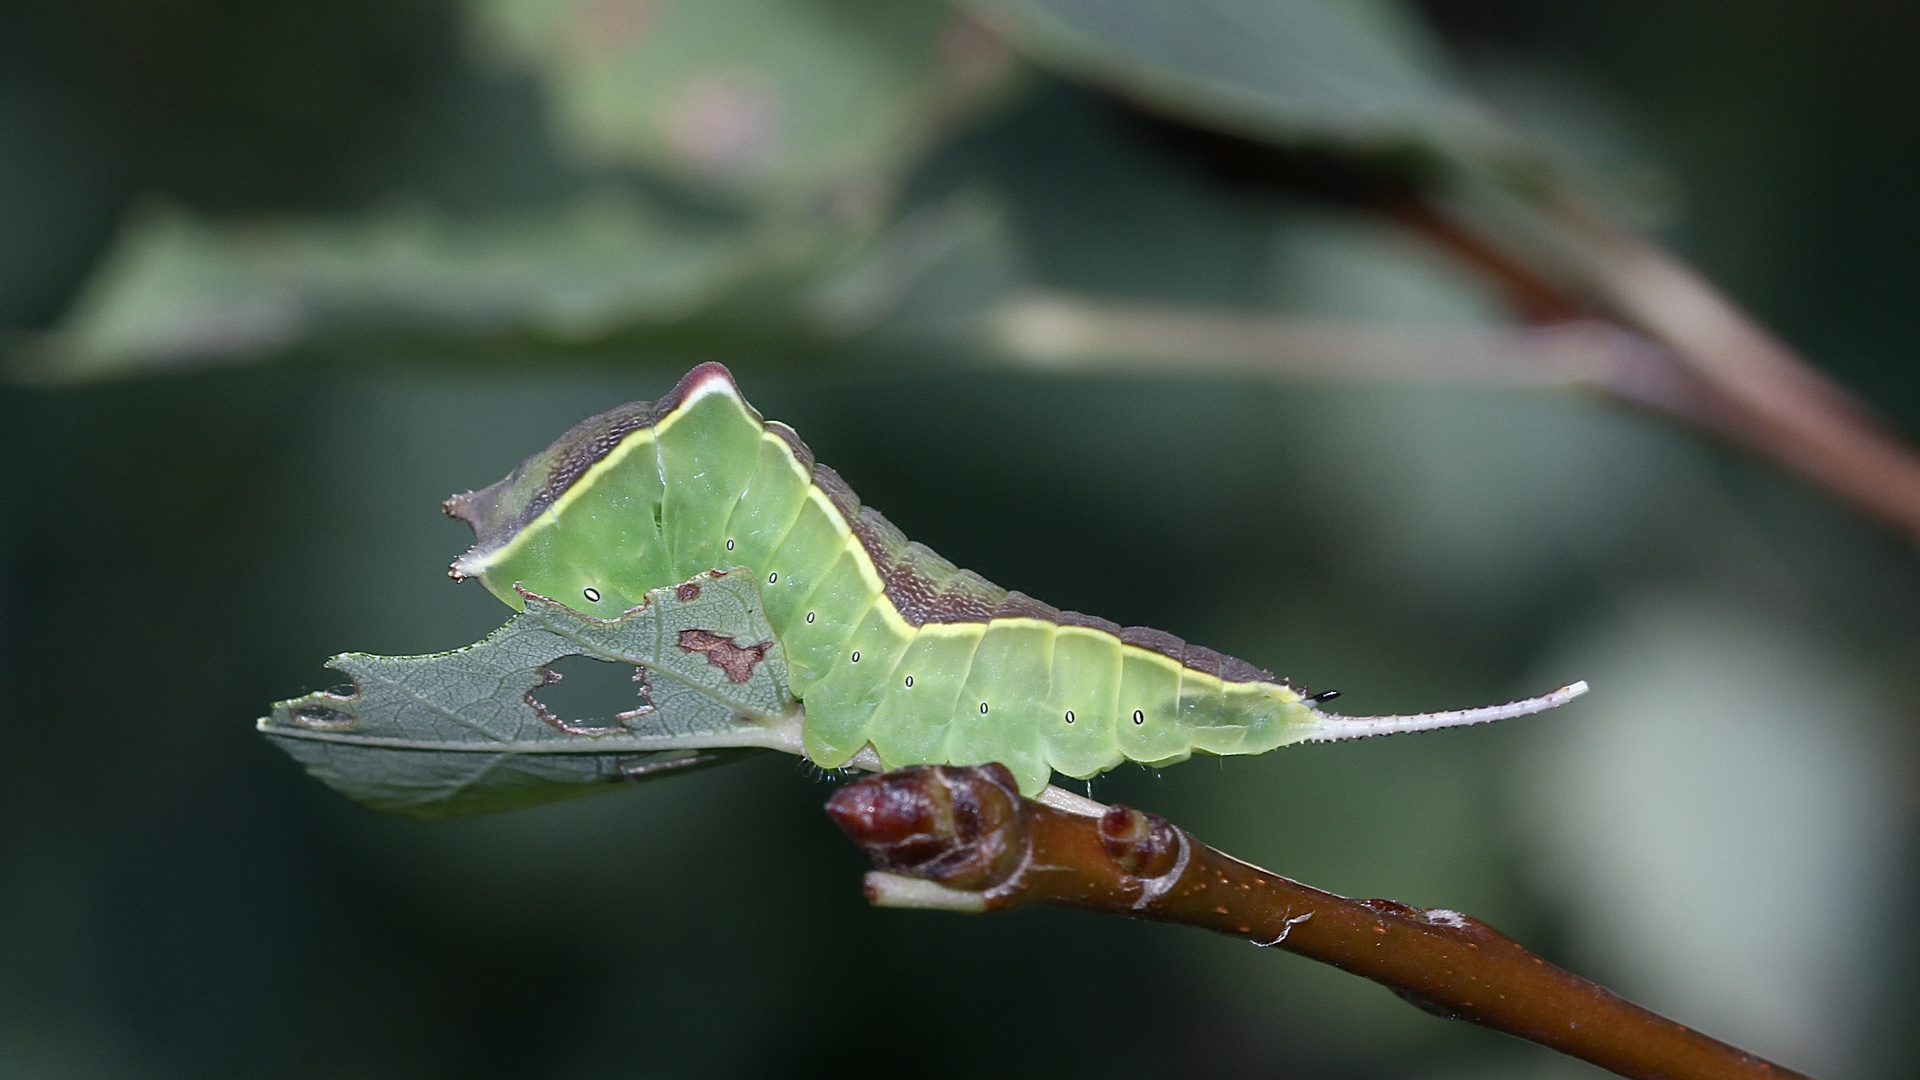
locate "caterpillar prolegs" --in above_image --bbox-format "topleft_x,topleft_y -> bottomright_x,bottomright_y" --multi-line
446,363 -> 1586,796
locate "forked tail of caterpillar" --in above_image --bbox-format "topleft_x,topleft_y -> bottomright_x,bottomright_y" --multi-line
1304,681 -> 1589,742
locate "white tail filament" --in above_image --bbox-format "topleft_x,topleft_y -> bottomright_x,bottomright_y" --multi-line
1305,681 -> 1589,742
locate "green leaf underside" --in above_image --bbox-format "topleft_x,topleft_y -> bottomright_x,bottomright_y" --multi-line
261,569 -> 798,818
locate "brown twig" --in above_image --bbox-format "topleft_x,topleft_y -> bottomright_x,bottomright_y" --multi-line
826,763 -> 1814,1080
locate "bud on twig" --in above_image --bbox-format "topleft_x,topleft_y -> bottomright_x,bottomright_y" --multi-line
824,763 -> 1028,892
1097,804 -> 1181,878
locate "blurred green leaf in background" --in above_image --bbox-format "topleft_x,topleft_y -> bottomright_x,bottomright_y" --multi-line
473,0 -> 1014,214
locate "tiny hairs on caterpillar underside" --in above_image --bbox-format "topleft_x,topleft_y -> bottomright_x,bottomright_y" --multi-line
444,363 -> 1587,796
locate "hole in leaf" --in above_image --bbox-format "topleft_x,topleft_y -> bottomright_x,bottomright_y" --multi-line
530,655 -> 648,731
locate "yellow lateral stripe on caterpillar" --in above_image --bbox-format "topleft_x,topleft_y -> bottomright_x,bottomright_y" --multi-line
445,362 -> 1587,795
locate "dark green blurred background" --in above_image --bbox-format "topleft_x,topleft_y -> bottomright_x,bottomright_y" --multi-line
2,2 -> 1916,1077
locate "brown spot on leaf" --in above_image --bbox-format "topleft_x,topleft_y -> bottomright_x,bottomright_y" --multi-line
676,582 -> 702,602
676,629 -> 769,683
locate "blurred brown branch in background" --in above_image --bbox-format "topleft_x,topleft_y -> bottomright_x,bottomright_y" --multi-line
988,191 -> 1920,545
1424,191 -> 1920,549
827,763 -> 1815,1080
981,97 -> 1920,547
991,295 -> 1658,387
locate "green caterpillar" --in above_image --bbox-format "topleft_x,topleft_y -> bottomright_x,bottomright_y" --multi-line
447,363 -> 1585,796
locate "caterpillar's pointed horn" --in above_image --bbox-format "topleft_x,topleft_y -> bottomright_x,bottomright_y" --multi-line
1305,681 -> 1589,741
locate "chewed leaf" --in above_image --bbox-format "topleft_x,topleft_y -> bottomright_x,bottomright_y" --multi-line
260,568 -> 801,818
513,570 -> 794,725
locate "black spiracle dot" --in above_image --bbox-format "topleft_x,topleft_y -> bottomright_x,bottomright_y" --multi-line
768,572 -> 778,584
1064,710 -> 1076,724
980,702 -> 989,715
582,587 -> 601,603
726,538 -> 735,550
1132,709 -> 1145,725
904,675 -> 914,688
850,651 -> 860,663
805,611 -> 815,624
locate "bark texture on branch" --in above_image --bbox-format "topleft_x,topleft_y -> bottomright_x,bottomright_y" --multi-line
826,763 -> 1814,1080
